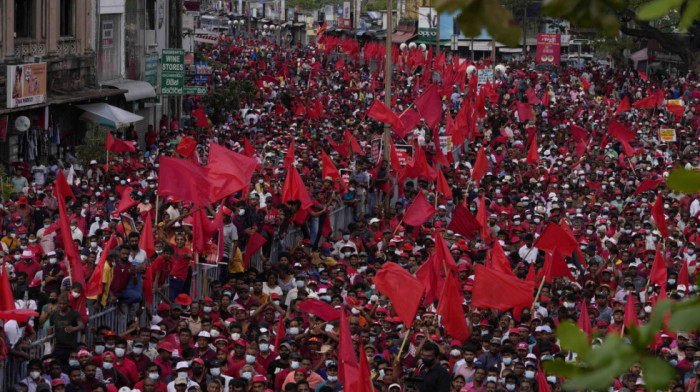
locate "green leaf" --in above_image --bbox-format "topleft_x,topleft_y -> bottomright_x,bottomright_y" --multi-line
667,168 -> 700,194
679,0 -> 700,32
585,334 -> 629,367
637,0 -> 678,20
641,357 -> 676,391
556,321 -> 590,357
563,356 -> 637,390
544,359 -> 583,378
669,304 -> 700,331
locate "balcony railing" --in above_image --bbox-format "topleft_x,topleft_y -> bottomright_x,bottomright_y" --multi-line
57,37 -> 81,56
13,39 -> 47,58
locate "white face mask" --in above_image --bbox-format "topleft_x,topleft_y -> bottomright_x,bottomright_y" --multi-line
288,327 -> 299,335
246,354 -> 256,364
30,371 -> 41,379
290,361 -> 300,369
103,362 -> 113,370
486,376 -> 497,383
327,375 -> 338,382
210,368 -> 221,376
149,372 -> 159,380
450,349 -> 461,357
231,333 -> 241,341
203,306 -> 212,313
133,347 -> 143,355
259,343 -> 270,352
94,345 -> 105,355
71,292 -> 81,299
178,372 -> 189,379
241,372 -> 252,380
114,348 -> 125,357
502,357 -> 512,365
525,370 -> 536,379
210,330 -> 220,338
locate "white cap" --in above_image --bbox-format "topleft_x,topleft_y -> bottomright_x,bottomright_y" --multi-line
176,361 -> 189,370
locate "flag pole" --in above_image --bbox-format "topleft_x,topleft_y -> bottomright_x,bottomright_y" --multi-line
154,194 -> 160,226
395,324 -> 412,367
391,216 -> 405,237
531,276 -> 546,312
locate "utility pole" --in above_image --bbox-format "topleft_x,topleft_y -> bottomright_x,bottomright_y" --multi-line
435,8 -> 440,56
383,0 -> 393,162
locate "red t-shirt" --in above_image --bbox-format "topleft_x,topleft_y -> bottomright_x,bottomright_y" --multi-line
150,255 -> 171,285
170,248 -> 191,280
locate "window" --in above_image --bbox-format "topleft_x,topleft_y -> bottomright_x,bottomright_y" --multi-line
15,0 -> 33,38
98,14 -> 122,81
59,0 -> 75,36
146,0 -> 156,30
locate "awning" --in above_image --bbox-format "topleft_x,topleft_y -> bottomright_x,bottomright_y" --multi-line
392,32 -> 416,44
356,30 -> 366,36
102,80 -> 157,102
77,103 -> 144,129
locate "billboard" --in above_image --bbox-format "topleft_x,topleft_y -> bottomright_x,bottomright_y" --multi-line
535,33 -> 561,65
6,63 -> 47,108
418,7 -> 437,40
339,1 -> 351,29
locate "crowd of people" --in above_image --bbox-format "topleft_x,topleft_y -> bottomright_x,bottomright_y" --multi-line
1,31 -> 699,392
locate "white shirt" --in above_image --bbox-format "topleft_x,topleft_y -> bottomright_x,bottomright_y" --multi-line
4,319 -> 24,348
167,378 -> 199,392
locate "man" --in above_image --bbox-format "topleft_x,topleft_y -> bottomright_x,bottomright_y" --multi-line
167,362 -> 199,392
133,362 -> 168,392
20,359 -> 49,392
113,338 -> 139,385
65,367 -> 86,392
126,338 -> 150,378
418,342 -> 450,392
48,293 -> 85,363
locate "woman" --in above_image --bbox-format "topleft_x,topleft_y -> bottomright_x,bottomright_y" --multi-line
39,291 -> 59,329
262,271 -> 283,298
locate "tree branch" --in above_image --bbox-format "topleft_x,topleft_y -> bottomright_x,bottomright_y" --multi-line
615,8 -> 691,63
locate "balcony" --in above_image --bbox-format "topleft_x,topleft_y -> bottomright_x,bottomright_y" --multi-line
57,37 -> 81,57
14,39 -> 47,58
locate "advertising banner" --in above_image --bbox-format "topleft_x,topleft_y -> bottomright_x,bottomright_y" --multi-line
161,49 -> 185,95
6,63 -> 47,108
535,33 -> 561,65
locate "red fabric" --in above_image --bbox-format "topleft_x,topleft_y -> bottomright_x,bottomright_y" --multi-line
526,262 -> 536,285
677,259 -> 689,290
274,315 -> 285,350
394,109 -> 421,139
633,95 -> 657,109
281,166 -> 314,210
105,132 -> 136,153
297,299 -> 340,322
389,138 -> 403,174
472,146 -> 488,187
577,301 -> 592,335
86,235 -> 118,297
526,89 -> 539,105
623,294 -> 639,327
55,172 -> 86,290
638,70 -> 648,80
615,96 -> 631,115
367,100 -> 404,130
243,138 -> 257,159
526,137 -> 539,164
536,365 -> 552,392
608,120 -> 636,143
651,192 -> 669,238
402,192 -> 436,226
580,78 -> 591,92
344,130 -> 365,156
192,209 -> 220,254
436,170 -> 452,199
667,103 -> 685,120
158,156 -> 212,207
476,195 -> 491,242
205,143 -> 258,202
447,202 -> 481,239
490,240 -> 515,277
648,243 -> 667,287
0,309 -> 38,323
374,262 -> 425,327
437,272 -> 470,342
516,102 -> 533,122
570,123 -> 588,144
540,248 -> 575,283
534,222 -> 579,257
284,139 -> 296,167
338,305 -> 359,388
242,232 -> 266,268
176,136 -> 198,158
434,232 -> 459,273
357,342 -> 374,392
472,265 -> 535,319
634,178 -> 664,195
399,144 -> 437,182
192,109 -> 210,128
321,150 -> 346,193
414,84 -> 442,129
116,187 -> 138,214
0,260 -> 16,311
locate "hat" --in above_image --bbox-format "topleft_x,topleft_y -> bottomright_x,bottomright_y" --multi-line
133,338 -> 145,347
157,303 -> 170,312
157,342 -> 174,352
176,361 -> 189,370
175,377 -> 188,385
251,375 -> 267,384
174,293 -> 192,306
517,342 -> 529,350
51,379 -> 65,387
29,278 -> 41,288
197,331 -> 211,339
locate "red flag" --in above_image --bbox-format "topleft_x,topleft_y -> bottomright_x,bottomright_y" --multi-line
634,178 -> 664,195
580,77 -> 591,92
243,138 -> 257,159
667,103 -> 685,120
281,166 -> 313,210
158,156 -> 212,207
608,120 -> 636,143
638,70 -> 648,80
472,146 -> 488,187
615,96 -> 631,115
393,108 -> 421,138
86,235 -> 118,297
447,202 -> 481,239
192,108 -> 210,128
577,302 -> 592,335
176,135 -> 198,158
338,305 -> 359,388
677,259 -> 689,290
436,170 -> 452,199
192,209 -> 219,254
541,248 -> 575,283
623,294 -> 639,328
274,314 -> 285,350
476,194 -> 491,242
649,243 -> 667,287
490,240 -> 515,277
367,100 -> 404,130
373,262 -> 425,327
437,272 -> 470,342
536,365 -> 553,392
297,299 -> 341,322
526,262 -> 537,285
651,193 -> 669,238
526,137 -> 539,164
472,265 -> 535,319
414,84 -> 442,129
402,191 -> 436,226
139,217 -> 155,258
284,139 -> 296,167
116,186 -> 138,214
389,138 -> 403,174
0,260 -> 16,311
357,342 -> 374,392
55,171 -> 84,283
434,232 -> 459,272
344,129 -> 365,156
633,95 -> 657,109
534,222 -> 579,257
526,89 -> 539,105
322,150 -> 346,193
205,143 -> 258,202
570,123 -> 588,144
243,232 -> 267,268
105,132 -> 136,153
516,101 -> 533,122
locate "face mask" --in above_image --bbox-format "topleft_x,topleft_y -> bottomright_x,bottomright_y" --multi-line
379,369 -> 386,378
327,375 -> 338,382
344,252 -> 352,258
203,306 -> 212,313
192,367 -> 204,376
668,279 -> 676,285
502,357 -> 512,365
564,302 -> 575,309
133,347 -> 143,355
72,292 -> 81,299
688,249 -> 695,255
109,197 -> 115,201
155,250 -> 163,254
105,343 -> 115,350
280,352 -> 290,360
208,330 -> 220,339
148,372 -> 159,380
49,298 -> 58,304
115,348 -> 125,357
669,359 -> 678,367
246,354 -> 256,364
238,209 -> 246,216
422,357 -> 435,368
320,295 -> 331,302
94,345 -> 105,355
547,376 -> 557,383
69,359 -> 80,367
514,221 -> 521,225
450,349 -> 461,357
260,343 -> 270,352
481,330 -> 489,336
103,362 -> 113,370
534,218 -> 541,223
525,370 -> 536,379
30,371 -> 41,379
289,327 -> 299,335
506,384 -> 516,391
587,230 -> 593,235
241,371 -> 252,380
49,258 -> 57,264
486,376 -> 497,383
541,355 -> 553,361
231,333 -> 241,341
291,361 -> 300,369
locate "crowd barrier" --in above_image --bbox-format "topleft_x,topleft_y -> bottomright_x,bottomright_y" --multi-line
1,206 -> 355,388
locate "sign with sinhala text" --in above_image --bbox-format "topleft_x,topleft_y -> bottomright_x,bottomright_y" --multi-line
161,49 -> 185,95
184,85 -> 208,95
